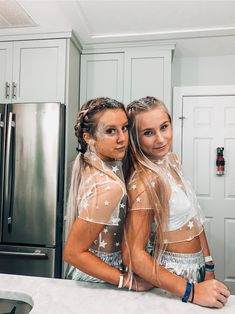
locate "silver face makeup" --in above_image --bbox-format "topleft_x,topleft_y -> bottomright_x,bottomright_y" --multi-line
96,122 -> 107,140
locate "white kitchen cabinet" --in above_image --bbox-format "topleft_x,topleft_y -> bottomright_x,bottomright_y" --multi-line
80,46 -> 174,111
0,42 -> 12,102
0,39 -> 67,103
124,48 -> 172,107
0,34 -> 80,221
80,53 -> 124,105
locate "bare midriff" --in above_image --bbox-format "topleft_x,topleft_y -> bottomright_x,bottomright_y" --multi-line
166,236 -> 201,253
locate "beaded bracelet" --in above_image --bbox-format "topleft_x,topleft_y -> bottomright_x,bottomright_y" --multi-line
182,281 -> 193,303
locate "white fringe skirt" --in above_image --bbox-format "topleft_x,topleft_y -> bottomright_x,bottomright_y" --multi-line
159,250 -> 205,283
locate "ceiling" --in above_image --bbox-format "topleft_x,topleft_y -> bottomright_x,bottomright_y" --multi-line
1,0 -> 235,57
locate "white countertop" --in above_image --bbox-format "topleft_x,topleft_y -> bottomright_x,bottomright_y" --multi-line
0,273 -> 235,314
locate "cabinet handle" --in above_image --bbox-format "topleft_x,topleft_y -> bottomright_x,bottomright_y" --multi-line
12,82 -> 17,99
5,82 -> 10,98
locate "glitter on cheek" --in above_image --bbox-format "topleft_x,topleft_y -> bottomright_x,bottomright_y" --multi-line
96,122 -> 108,140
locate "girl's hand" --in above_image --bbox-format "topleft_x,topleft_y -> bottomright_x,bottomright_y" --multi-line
124,273 -> 154,291
194,279 -> 230,308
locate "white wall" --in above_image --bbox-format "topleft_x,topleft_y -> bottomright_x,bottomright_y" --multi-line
172,55 -> 235,87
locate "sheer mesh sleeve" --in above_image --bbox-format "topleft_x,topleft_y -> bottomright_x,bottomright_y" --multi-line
128,171 -> 154,211
168,152 -> 183,173
78,180 -> 124,225
77,155 -> 126,225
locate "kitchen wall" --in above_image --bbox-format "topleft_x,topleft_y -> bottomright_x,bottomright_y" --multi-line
172,54 -> 235,87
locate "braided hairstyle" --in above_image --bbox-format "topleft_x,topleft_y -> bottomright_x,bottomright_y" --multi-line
75,97 -> 126,154
66,97 -> 126,237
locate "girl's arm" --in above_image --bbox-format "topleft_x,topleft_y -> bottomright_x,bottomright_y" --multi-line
64,217 -> 152,291
64,217 -> 121,284
199,228 -> 215,280
122,210 -> 230,308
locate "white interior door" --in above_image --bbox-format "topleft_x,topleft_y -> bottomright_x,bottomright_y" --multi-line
173,87 -> 235,294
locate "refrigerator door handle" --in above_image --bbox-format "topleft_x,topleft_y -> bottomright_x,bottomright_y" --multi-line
4,112 -> 15,227
0,113 -> 4,128
0,250 -> 48,258
0,113 -> 4,156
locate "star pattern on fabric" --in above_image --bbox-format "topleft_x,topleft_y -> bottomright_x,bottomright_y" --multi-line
111,217 -> 121,224
136,197 -> 141,203
120,203 -> 125,208
103,228 -> 108,233
112,165 -> 119,173
131,184 -> 137,190
115,242 -> 120,247
82,200 -> 88,209
99,240 -> 107,248
104,200 -> 110,206
187,220 -> 194,229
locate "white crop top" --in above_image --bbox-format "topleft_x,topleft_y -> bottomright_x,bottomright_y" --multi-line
128,152 -> 205,244
168,178 -> 193,230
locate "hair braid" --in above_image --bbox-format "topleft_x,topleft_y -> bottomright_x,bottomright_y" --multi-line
75,97 -> 126,154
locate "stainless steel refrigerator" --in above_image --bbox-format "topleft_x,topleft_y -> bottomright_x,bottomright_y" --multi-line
0,102 -> 65,278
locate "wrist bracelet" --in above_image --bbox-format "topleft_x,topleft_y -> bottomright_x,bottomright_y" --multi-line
205,255 -> 213,263
205,263 -> 215,272
118,274 -> 124,288
190,283 -> 195,303
182,281 -> 192,303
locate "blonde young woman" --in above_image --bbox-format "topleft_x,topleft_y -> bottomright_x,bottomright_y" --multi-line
123,96 -> 230,307
64,97 -> 151,291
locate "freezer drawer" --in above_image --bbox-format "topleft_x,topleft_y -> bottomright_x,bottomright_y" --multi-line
0,245 -> 61,278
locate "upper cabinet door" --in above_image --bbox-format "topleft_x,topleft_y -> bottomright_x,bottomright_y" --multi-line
124,49 -> 172,111
12,39 -> 66,103
0,42 -> 13,103
80,53 -> 124,105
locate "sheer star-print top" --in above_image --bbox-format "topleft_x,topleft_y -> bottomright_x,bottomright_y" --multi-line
77,151 -> 127,253
128,152 -> 205,244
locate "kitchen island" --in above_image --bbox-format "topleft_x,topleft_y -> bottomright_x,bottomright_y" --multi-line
0,273 -> 234,314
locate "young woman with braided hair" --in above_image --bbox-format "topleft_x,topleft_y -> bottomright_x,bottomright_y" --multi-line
122,96 -> 230,307
64,97 -> 151,291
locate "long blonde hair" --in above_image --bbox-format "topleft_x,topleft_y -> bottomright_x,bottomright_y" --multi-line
125,96 -> 171,263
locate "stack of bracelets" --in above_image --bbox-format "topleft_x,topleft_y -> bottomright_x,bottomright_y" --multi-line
182,255 -> 214,303
205,255 -> 215,272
